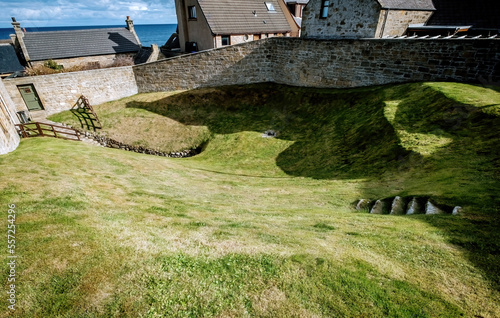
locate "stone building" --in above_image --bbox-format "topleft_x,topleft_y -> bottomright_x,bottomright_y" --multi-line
301,0 -> 435,39
10,17 -> 141,69
0,79 -> 20,155
174,0 -> 299,52
284,0 -> 309,34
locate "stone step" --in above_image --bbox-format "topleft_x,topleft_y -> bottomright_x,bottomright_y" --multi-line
355,196 -> 461,216
28,110 -> 47,122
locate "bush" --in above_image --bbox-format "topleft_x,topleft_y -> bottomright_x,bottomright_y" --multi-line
44,59 -> 64,71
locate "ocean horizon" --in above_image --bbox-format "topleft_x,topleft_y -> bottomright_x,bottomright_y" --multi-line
0,24 -> 177,47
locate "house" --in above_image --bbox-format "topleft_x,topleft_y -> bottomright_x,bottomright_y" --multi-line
301,0 -> 435,39
10,17 -> 142,69
174,0 -> 300,52
284,0 -> 309,29
0,43 -> 24,78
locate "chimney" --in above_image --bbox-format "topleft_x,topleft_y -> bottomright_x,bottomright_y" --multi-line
11,17 -> 31,65
126,16 -> 141,46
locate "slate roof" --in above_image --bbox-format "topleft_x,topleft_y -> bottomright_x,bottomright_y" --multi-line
284,0 -> 309,4
22,28 -> 141,61
376,0 -> 435,10
426,0 -> 500,29
198,0 -> 292,35
0,44 -> 24,74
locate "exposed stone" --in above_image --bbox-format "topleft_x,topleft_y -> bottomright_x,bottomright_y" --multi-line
406,197 -> 423,215
370,200 -> 387,214
75,128 -> 199,158
452,206 -> 463,215
356,199 -> 373,211
390,196 -> 406,215
425,201 -> 445,215
262,130 -> 277,138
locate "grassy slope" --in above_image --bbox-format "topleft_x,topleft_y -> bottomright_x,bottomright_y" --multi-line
0,82 -> 497,317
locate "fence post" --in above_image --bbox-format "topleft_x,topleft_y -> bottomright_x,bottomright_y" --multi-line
36,123 -> 42,137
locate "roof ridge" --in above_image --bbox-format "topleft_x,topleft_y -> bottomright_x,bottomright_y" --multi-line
23,27 -> 129,35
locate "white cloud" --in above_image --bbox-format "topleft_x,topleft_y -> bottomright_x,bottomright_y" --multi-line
129,5 -> 149,11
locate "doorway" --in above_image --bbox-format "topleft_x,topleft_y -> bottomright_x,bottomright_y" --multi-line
18,84 -> 44,111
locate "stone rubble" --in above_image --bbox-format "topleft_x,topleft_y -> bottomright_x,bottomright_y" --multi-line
76,129 -> 199,158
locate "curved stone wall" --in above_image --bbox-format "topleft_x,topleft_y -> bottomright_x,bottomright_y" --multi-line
134,37 -> 500,92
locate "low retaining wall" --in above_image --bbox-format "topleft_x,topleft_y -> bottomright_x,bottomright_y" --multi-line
3,66 -> 138,117
134,37 -> 500,92
80,130 -> 199,158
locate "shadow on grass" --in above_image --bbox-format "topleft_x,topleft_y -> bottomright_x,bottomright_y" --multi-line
126,82 -> 500,291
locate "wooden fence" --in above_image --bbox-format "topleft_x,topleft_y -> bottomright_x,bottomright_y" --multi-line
16,122 -> 80,141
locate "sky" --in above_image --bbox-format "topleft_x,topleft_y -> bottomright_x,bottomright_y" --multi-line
0,0 -> 178,28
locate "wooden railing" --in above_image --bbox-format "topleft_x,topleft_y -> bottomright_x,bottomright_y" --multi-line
16,122 -> 80,141
71,95 -> 102,130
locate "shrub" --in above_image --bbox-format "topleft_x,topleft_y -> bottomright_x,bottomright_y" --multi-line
44,59 -> 64,71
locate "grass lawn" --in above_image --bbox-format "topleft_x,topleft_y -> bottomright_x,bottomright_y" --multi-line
1,82 -> 499,317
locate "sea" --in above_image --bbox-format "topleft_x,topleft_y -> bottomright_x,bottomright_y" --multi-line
0,24 -> 177,47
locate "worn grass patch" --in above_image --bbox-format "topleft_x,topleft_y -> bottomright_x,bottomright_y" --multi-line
2,82 -> 499,317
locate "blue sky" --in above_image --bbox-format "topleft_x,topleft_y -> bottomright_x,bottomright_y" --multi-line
0,0 -> 178,28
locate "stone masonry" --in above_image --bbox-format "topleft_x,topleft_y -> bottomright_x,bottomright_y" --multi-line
134,37 -> 500,92
3,66 -> 138,117
134,40 -> 274,91
0,80 -> 20,155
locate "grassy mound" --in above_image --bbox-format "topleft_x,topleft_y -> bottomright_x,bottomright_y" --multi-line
50,82 -> 500,208
1,82 -> 495,317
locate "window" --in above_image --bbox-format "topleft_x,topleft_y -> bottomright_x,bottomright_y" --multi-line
221,35 -> 230,46
188,6 -> 197,19
320,0 -> 329,18
265,2 -> 276,11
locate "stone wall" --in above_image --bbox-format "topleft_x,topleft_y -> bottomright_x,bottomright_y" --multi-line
0,80 -> 20,155
134,37 -> 500,92
3,66 -> 138,117
134,40 -> 274,92
271,38 -> 500,87
31,53 -> 136,69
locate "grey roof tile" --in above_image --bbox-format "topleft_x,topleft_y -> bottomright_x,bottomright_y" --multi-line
198,0 -> 292,34
23,28 -> 140,61
0,44 -> 24,74
377,0 -> 435,10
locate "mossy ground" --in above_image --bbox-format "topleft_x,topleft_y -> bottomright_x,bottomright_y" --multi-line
1,82 -> 498,317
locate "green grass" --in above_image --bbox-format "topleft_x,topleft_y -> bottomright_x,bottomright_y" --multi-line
1,82 -> 499,317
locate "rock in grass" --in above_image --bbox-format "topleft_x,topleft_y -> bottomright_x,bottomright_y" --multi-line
370,200 -> 386,214
390,196 -> 406,215
356,199 -> 373,211
425,201 -> 445,215
452,206 -> 463,215
406,197 -> 423,215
